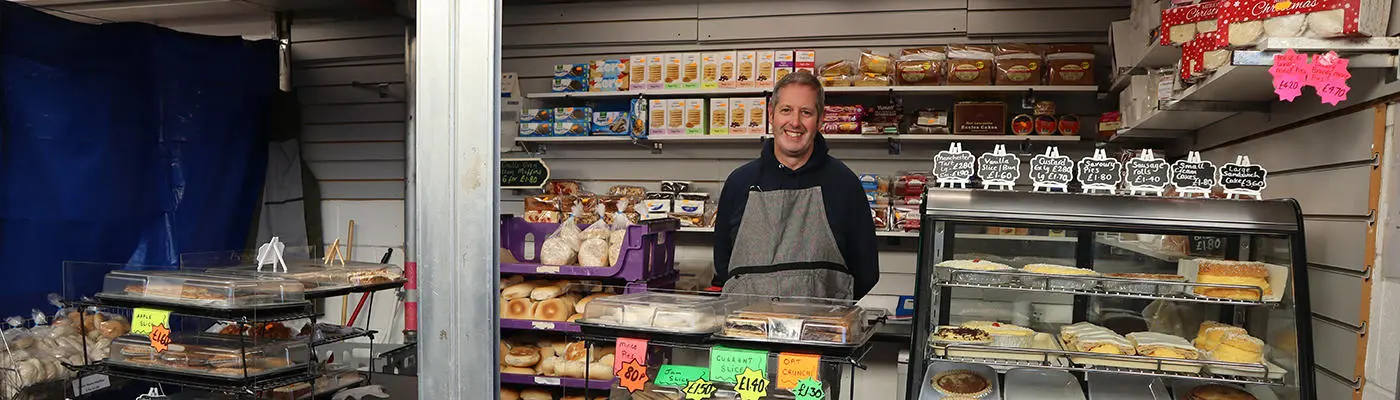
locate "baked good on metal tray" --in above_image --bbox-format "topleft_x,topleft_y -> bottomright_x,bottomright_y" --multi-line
1059,322 -> 1135,355
1022,263 -> 1099,276
1193,259 -> 1271,300
959,321 -> 1034,348
932,326 -> 992,344
931,369 -> 992,398
1194,321 -> 1248,351
1126,331 -> 1199,359
1188,384 -> 1257,400
1209,332 -> 1265,364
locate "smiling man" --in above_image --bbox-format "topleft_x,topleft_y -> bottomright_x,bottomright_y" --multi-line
711,70 -> 879,300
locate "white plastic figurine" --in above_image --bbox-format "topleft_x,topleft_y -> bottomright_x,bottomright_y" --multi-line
256,236 -> 289,272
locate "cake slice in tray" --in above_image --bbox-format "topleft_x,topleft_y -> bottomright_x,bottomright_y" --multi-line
1021,263 -> 1101,291
1126,332 -> 1199,360
1192,259 -> 1271,301
961,321 -> 1035,348
1193,321 -> 1248,352
936,259 -> 1015,284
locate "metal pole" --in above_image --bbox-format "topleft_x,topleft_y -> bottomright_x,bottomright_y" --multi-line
415,0 -> 502,398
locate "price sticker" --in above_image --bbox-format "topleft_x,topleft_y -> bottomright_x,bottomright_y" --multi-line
709,346 -> 767,384
614,337 -> 648,373
535,265 -> 561,274
1269,49 -> 1308,102
681,377 -> 718,400
618,359 -> 649,393
655,365 -> 709,387
792,377 -> 826,400
777,353 -> 820,389
131,308 -> 171,336
733,368 -> 769,400
148,324 -> 172,353
529,321 -> 555,330
1308,52 -> 1351,106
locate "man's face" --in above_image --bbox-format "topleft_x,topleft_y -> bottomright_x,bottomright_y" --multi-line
770,84 -> 821,160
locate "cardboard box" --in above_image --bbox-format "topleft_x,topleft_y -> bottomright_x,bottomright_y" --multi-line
553,63 -> 590,92
589,59 -> 627,92
753,50 -> 775,88
774,50 -> 795,81
665,99 -> 686,135
709,98 -> 730,135
729,98 -> 749,134
717,51 -> 739,89
663,54 -> 684,90
630,98 -> 648,137
701,52 -> 723,89
519,108 -> 551,124
647,99 -> 668,135
745,98 -> 767,135
519,122 -> 552,137
736,51 -> 757,88
592,111 -> 631,136
951,102 -> 1006,135
795,49 -> 817,75
645,54 -> 664,90
628,55 -> 647,92
684,99 -> 706,135
681,53 -> 702,89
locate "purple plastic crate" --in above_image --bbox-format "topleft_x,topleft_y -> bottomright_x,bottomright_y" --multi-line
499,373 -> 614,390
499,319 -> 582,332
500,217 -> 679,281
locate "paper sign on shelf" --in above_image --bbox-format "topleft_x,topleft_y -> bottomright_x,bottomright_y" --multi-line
976,144 -> 1021,191
1029,147 -> 1073,192
618,359 -> 649,393
792,377 -> 826,400
131,308 -> 171,336
733,367 -> 769,400
655,365 -> 710,387
614,337 -> 648,373
1269,49 -> 1308,102
1308,52 -> 1351,106
777,353 -> 821,389
932,142 -> 975,189
709,346 -> 768,384
682,378 -> 718,400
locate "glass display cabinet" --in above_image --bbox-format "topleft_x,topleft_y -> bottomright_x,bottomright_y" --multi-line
908,189 -> 1315,400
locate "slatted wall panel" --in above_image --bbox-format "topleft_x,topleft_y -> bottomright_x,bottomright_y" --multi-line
503,2 -> 1125,398
290,17 -> 409,343
1198,73 -> 1394,399
1362,105 -> 1400,400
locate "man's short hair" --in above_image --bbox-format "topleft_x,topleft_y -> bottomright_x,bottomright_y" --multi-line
770,70 -> 825,119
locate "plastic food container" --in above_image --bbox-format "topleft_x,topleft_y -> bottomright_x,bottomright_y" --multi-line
720,301 -> 866,345
205,263 -> 404,294
1004,369 -> 1084,400
109,335 -> 309,379
284,260 -> 405,286
100,271 -> 306,309
579,292 -> 739,334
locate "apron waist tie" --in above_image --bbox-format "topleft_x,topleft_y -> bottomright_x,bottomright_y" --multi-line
729,261 -> 850,277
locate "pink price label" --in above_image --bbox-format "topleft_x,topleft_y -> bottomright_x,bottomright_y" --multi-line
614,337 -> 649,374
1268,49 -> 1308,102
1308,52 -> 1351,106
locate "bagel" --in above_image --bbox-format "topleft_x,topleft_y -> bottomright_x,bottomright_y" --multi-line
504,298 -> 537,320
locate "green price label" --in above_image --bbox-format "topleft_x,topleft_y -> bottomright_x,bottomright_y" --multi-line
709,346 -> 768,384
792,377 -> 826,400
655,365 -> 709,387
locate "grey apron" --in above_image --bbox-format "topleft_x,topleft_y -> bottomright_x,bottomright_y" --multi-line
722,186 -> 854,300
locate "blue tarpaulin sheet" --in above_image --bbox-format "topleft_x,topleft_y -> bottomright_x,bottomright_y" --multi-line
0,3 -> 276,317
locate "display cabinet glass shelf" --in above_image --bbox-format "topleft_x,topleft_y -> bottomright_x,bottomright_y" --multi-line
908,189 -> 1314,400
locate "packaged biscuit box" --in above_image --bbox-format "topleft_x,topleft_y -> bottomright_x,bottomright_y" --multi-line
774,50 -> 795,81
645,54 -> 664,90
717,51 -> 739,89
591,111 -> 631,136
729,99 -> 749,134
630,98 -> 648,137
709,98 -> 730,135
745,98 -> 767,135
665,99 -> 686,135
736,51 -> 757,88
753,50 -> 775,88
648,99 -> 668,136
552,63 -> 590,92
795,49 -> 816,75
663,54 -> 684,90
701,52 -> 724,89
628,55 -> 647,92
681,53 -> 702,89
684,99 -> 706,135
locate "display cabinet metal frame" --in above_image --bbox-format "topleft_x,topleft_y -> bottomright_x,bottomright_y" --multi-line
906,189 -> 1316,400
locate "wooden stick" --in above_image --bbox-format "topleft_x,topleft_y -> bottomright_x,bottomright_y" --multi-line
324,238 -> 342,265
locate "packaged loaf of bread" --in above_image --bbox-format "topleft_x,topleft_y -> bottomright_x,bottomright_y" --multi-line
852,73 -> 893,87
820,75 -> 854,87
524,195 -> 562,223
859,49 -> 893,75
946,44 -> 995,85
819,60 -> 855,77
607,199 -> 633,266
540,207 -> 583,266
907,109 -> 949,134
546,180 -> 581,196
608,185 -> 646,200
1045,45 -> 1095,86
994,44 -> 1043,85
895,47 -> 946,86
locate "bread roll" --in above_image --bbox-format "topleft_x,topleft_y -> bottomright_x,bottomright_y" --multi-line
556,360 -> 587,378
503,282 -> 537,300
505,298 -> 538,320
531,284 -> 567,301
500,341 -> 510,366
588,362 -> 614,380
537,356 -> 561,376
564,342 -> 589,362
505,346 -> 541,368
520,389 -> 552,400
566,314 -> 582,323
533,298 -> 573,322
561,292 -> 583,305
537,343 -> 557,359
551,342 -> 569,357
593,347 -> 615,362
501,366 -> 536,375
575,293 -> 613,314
596,354 -> 614,367
500,275 -> 524,288
501,388 -> 520,400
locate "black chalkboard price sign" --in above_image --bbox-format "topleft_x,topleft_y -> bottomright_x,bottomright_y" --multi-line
1123,149 -> 1171,196
1219,155 -> 1268,199
1188,235 -> 1226,257
1171,151 -> 1217,197
1077,149 -> 1122,194
501,158 -> 552,189
976,144 -> 1021,191
933,142 -> 976,188
1029,147 -> 1073,192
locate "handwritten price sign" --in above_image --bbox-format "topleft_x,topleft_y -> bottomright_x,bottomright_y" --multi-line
614,337 -> 648,373
1269,49 -> 1308,102
618,359 -> 649,393
733,368 -> 769,400
1309,52 -> 1351,106
792,377 -> 826,400
682,378 -> 718,400
148,324 -> 172,352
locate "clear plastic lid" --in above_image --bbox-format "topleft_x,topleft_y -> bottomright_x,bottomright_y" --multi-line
203,265 -> 357,293
284,260 -> 405,286
721,301 -> 866,344
100,271 -> 306,309
580,292 -> 741,333
109,334 -> 309,378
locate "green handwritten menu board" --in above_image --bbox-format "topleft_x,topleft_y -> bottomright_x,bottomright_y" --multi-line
709,346 -> 768,384
655,365 -> 709,387
501,158 -> 550,189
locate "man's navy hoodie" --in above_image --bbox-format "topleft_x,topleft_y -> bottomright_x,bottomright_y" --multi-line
712,135 -> 880,299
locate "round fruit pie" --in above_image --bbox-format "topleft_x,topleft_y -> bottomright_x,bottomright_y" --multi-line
932,369 -> 991,398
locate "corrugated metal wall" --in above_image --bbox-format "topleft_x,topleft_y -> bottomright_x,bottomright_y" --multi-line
290,17 -> 409,342
1197,68 -> 1400,400
503,1 -> 1126,399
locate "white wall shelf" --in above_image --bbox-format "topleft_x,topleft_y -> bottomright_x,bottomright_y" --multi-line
1109,41 -> 1183,93
526,85 -> 1099,99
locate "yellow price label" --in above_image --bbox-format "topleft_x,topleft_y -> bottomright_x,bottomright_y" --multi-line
681,378 -> 717,400
130,308 -> 171,335
733,368 -> 769,400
